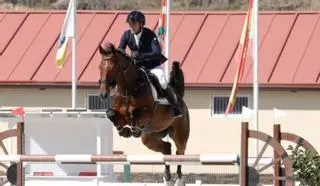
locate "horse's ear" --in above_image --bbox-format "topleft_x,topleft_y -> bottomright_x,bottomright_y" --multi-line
99,45 -> 106,56
110,43 -> 116,53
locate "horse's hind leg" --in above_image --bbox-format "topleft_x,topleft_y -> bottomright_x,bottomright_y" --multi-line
141,133 -> 172,154
171,120 -> 190,184
172,137 -> 188,186
141,133 -> 172,181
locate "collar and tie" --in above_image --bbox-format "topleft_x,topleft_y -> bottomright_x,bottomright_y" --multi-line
133,28 -> 143,47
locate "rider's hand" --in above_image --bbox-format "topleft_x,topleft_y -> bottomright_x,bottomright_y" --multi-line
118,48 -> 126,54
131,51 -> 141,59
131,51 -> 143,65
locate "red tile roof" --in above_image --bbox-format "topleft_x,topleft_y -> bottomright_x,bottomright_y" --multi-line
0,10 -> 320,89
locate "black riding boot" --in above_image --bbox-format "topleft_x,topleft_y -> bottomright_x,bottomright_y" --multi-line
163,85 -> 183,117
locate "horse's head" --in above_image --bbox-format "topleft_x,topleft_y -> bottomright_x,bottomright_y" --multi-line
98,42 -> 131,100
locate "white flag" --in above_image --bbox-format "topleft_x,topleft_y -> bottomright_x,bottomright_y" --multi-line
241,106 -> 253,122
273,108 -> 286,123
55,0 -> 75,68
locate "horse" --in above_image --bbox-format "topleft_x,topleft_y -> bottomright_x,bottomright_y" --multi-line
98,42 -> 190,185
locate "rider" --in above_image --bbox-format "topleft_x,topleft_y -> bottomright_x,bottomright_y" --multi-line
118,10 -> 183,117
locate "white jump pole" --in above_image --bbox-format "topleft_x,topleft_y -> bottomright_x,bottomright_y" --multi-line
0,154 -> 239,165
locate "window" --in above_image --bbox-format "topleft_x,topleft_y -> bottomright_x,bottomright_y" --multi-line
212,96 -> 248,115
86,94 -> 111,111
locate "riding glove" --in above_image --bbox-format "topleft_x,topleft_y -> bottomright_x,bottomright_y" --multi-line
131,51 -> 144,65
118,48 -> 126,54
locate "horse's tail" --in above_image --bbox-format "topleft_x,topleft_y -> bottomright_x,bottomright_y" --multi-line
169,61 -> 185,98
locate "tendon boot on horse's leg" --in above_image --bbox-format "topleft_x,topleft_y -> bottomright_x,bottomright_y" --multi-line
163,85 -> 183,117
174,165 -> 185,186
175,151 -> 183,179
106,109 -> 132,138
164,164 -> 172,183
163,142 -> 172,183
175,150 -> 186,186
163,142 -> 172,182
176,165 -> 182,179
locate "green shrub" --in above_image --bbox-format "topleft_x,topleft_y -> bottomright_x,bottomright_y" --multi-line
287,145 -> 320,186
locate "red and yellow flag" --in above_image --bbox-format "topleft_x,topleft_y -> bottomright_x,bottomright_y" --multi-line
225,0 -> 255,115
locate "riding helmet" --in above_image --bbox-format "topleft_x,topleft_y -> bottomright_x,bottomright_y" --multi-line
126,10 -> 146,25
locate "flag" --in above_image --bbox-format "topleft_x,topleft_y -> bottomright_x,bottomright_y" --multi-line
55,0 -> 75,69
11,106 -> 25,121
273,108 -> 287,123
225,0 -> 255,115
241,106 -> 253,121
157,0 -> 167,43
246,0 -> 256,62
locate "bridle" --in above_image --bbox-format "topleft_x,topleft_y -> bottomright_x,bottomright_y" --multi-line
98,53 -> 130,88
98,50 -> 149,98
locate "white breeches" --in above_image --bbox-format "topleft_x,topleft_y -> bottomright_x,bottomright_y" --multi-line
150,67 -> 168,89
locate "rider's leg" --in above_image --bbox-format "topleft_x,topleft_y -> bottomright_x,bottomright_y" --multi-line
150,68 -> 183,117
163,85 -> 183,117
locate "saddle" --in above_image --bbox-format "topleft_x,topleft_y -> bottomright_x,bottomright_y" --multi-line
148,73 -> 164,98
139,68 -> 169,105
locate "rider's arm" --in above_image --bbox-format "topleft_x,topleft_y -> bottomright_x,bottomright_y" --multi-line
139,36 -> 162,61
118,31 -> 128,51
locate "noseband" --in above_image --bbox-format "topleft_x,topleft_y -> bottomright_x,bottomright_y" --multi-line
98,79 -> 117,88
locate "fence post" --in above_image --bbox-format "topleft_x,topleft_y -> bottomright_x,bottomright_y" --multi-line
17,122 -> 24,186
123,164 -> 131,182
274,124 -> 282,186
113,150 -> 131,182
240,122 -> 248,186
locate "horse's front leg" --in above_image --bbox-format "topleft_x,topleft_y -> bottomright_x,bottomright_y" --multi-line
106,109 -> 132,138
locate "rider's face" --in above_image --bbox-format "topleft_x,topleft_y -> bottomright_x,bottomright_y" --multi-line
129,21 -> 142,34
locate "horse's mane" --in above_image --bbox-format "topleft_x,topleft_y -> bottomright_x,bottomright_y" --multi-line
102,42 -> 132,61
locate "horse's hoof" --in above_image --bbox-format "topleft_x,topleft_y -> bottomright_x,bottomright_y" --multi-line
123,132 -> 132,138
132,127 -> 142,138
163,177 -> 174,186
174,177 -> 186,186
118,126 -> 132,138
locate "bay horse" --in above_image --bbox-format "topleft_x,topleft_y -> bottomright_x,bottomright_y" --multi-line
98,42 -> 190,185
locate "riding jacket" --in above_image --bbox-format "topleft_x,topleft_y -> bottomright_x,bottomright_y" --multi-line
118,27 -> 167,70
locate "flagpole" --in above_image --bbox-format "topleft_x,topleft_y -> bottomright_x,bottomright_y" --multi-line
164,0 -> 170,142
165,0 -> 170,80
71,0 -> 77,109
253,0 -> 259,157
